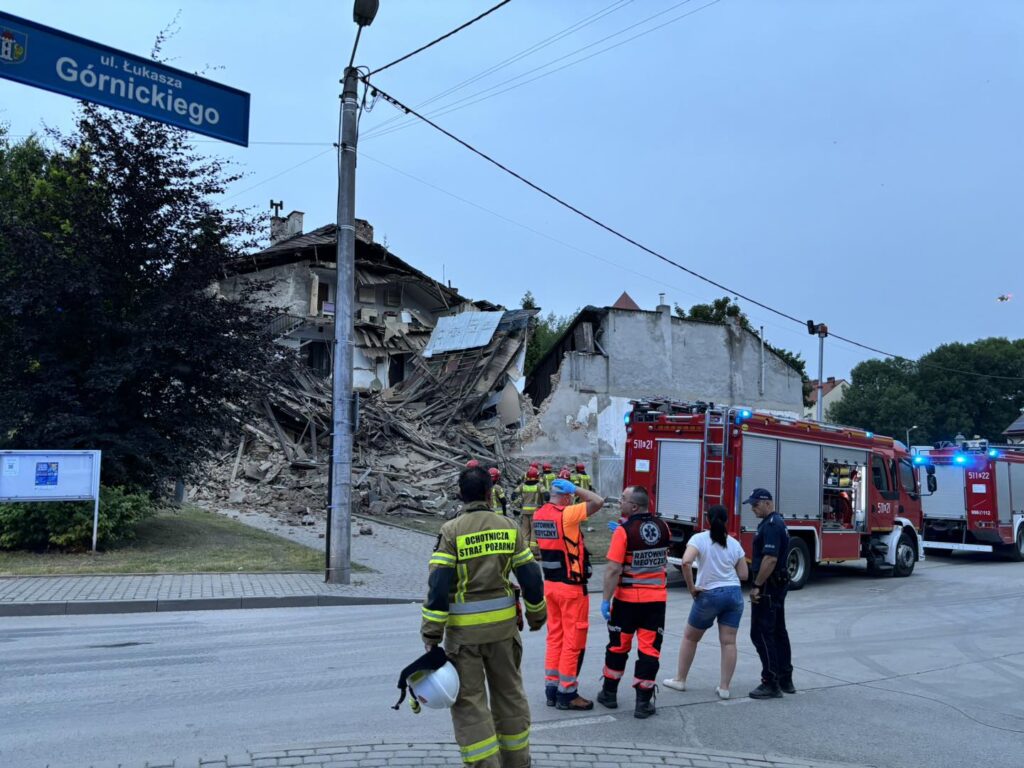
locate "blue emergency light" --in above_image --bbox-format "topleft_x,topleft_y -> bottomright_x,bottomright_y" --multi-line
912,455 -> 927,466
954,453 -> 967,465
987,448 -> 1000,458
865,432 -> 874,438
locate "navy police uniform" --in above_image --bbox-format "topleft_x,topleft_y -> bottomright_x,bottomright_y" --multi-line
748,494 -> 793,690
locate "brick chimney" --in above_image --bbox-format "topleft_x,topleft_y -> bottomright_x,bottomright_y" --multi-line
355,218 -> 374,244
270,210 -> 304,245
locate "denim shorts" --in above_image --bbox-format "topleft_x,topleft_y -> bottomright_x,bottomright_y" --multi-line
687,586 -> 744,630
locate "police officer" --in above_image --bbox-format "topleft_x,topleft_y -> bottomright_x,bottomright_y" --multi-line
534,478 -> 605,710
597,485 -> 671,718
744,488 -> 795,699
422,466 -> 547,767
514,467 -> 545,554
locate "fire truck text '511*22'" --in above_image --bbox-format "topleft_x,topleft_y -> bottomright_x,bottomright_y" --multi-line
623,400 -> 937,589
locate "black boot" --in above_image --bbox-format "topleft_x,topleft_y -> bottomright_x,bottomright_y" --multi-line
596,679 -> 618,709
779,676 -> 796,695
634,686 -> 657,719
545,684 -> 557,707
749,682 -> 783,699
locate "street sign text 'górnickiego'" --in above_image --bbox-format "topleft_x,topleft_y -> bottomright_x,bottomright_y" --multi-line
0,12 -> 249,146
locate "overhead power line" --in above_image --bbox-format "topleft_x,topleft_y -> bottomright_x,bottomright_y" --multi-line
362,0 -> 721,143
360,79 -> 1024,382
368,0 -> 514,77
362,0 -> 634,138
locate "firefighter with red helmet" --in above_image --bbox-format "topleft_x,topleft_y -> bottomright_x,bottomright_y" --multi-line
571,462 -> 592,492
533,478 -> 605,710
558,467 -> 572,480
541,463 -> 556,492
466,459 -> 480,469
598,485 -> 671,719
487,467 -> 507,516
514,467 -> 545,553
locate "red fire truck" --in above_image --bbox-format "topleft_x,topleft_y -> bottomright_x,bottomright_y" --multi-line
917,439 -> 1024,560
623,399 -> 934,589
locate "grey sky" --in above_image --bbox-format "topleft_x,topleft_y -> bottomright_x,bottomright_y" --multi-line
2,1 -> 1022,380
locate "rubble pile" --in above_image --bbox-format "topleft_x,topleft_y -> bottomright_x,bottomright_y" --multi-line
193,310 -> 535,527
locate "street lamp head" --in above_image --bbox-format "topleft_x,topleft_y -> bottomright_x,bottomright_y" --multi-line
353,0 -> 379,26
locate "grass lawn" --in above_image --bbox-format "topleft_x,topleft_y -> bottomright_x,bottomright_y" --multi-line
0,506 -> 355,576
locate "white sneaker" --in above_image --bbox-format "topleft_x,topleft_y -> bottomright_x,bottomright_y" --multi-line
662,678 -> 686,691
716,686 -> 730,700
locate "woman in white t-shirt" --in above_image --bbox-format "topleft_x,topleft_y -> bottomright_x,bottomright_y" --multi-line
663,504 -> 749,699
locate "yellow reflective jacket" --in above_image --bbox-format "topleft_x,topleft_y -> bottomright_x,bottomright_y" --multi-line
515,482 -> 544,513
421,501 -> 546,646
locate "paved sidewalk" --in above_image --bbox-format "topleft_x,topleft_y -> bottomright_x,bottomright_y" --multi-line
0,516 -> 434,616
101,740 -> 876,768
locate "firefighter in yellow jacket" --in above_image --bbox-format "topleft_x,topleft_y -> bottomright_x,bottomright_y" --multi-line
422,466 -> 547,768
514,466 -> 545,554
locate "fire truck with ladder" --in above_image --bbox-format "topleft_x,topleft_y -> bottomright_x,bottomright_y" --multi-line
623,399 -> 936,589
914,439 -> 1024,560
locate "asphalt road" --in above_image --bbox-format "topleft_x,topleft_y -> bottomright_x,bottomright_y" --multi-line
2,554 -> 1023,768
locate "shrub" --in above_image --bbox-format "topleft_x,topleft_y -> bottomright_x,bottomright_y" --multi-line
0,485 -> 155,552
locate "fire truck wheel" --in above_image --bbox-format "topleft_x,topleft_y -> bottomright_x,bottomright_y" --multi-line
1010,525 -> 1024,562
786,538 -> 811,591
893,530 -> 917,578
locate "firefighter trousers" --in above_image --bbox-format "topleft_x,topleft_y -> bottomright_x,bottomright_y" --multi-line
446,634 -> 531,768
750,585 -> 792,686
543,582 -> 589,697
603,599 -> 666,691
519,512 -> 537,554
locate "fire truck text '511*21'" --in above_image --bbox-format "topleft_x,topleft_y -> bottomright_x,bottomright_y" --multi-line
623,400 -> 937,589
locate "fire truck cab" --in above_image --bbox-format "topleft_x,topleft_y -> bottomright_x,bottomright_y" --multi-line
917,440 -> 1024,560
623,399 -> 929,589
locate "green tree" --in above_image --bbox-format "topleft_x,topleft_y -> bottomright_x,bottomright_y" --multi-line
0,110 -> 286,491
521,291 -> 574,374
827,339 -> 1024,442
827,359 -> 928,437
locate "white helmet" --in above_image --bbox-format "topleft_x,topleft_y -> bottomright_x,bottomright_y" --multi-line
408,661 -> 460,709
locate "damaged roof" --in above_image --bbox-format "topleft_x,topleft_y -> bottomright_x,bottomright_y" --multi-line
225,221 -> 500,311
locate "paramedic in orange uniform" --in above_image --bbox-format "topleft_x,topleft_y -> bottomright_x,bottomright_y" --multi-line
533,478 -> 605,710
597,485 -> 671,719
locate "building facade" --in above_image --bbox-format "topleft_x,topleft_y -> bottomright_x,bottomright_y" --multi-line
520,300 -> 805,496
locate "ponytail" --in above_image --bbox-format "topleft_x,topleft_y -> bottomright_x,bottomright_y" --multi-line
708,504 -> 728,548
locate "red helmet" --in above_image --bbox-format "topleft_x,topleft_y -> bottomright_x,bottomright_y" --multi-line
526,467 -> 539,480
543,463 -> 552,472
558,468 -> 572,480
488,467 -> 501,481
575,463 -> 585,472
466,459 -> 480,469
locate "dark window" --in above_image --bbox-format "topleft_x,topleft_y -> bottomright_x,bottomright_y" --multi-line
317,283 -> 330,314
899,459 -> 917,494
871,455 -> 891,492
357,284 -> 376,303
384,283 -> 401,307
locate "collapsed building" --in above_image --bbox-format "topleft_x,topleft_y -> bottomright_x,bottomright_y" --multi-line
193,213 -> 535,525
519,293 -> 805,496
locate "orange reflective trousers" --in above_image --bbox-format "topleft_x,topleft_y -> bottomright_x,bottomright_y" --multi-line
543,581 -> 589,695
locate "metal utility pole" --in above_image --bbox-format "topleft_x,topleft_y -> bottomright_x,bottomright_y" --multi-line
328,0 -> 378,585
807,320 -> 829,422
906,425 -> 918,448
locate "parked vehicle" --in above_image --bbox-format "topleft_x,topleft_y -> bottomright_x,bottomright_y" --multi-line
623,400 -> 933,589
916,439 -> 1024,561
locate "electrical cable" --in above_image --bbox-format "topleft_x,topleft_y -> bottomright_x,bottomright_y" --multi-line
362,0 -> 634,137
368,0 -> 514,77
362,0 -> 720,143
360,79 -> 1024,382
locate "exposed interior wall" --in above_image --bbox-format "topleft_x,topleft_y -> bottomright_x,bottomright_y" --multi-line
219,263 -> 312,319
518,309 -> 804,496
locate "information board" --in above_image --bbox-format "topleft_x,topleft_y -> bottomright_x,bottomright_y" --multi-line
0,450 -> 103,550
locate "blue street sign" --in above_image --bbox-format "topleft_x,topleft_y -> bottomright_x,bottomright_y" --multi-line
0,12 -> 249,146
